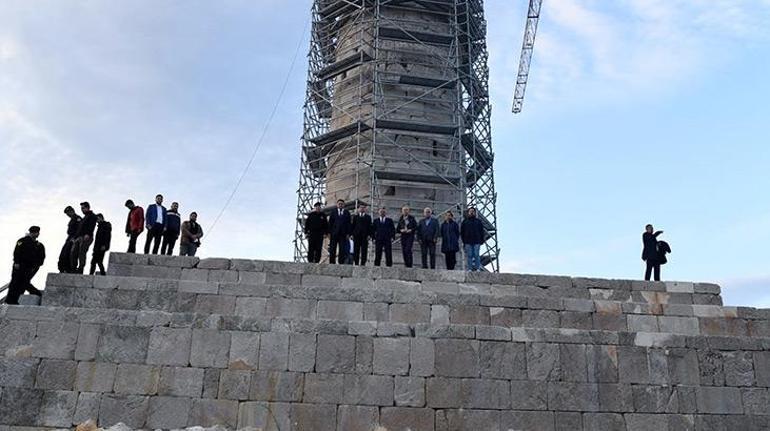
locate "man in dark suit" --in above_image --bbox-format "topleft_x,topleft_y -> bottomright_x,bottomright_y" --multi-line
328,199 -> 352,264
304,202 -> 328,263
351,204 -> 373,266
372,207 -> 395,267
417,207 -> 440,269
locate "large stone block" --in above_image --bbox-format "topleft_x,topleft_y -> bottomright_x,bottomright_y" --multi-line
188,398 -> 239,428
337,405 -> 379,431
37,390 -> 78,427
288,333 -> 316,372
317,300 -> 364,321
373,337 -> 410,375
147,327 -> 192,366
75,362 -> 116,393
316,334 -> 356,373
190,329 -> 231,368
527,343 -> 560,381
73,391 -> 101,425
722,350 -> 755,386
237,401 -> 290,430
597,383 -> 634,412
436,409 -> 501,431
98,394 -> 149,428
618,346 -> 650,384
0,387 -> 43,425
218,369 -> 252,400
586,345 -> 619,383
157,366 -> 204,397
464,379 -> 511,409
291,403 -> 337,431
0,357 -> 38,388
754,351 -> 770,386
195,294 -> 236,314
379,407 -> 434,431
114,364 -> 160,395
667,348 -> 700,385
229,331 -> 260,370
632,385 -> 679,413
146,396 -> 193,428
511,380 -> 548,410
583,413 -> 625,431
249,371 -> 303,402
500,411 -> 555,431
696,386 -> 743,414
342,374 -> 394,406
265,298 -> 316,319
96,325 -> 150,364
0,320 -> 36,356
32,321 -> 79,359
36,359 -> 76,390
435,339 -> 479,377
259,332 -> 290,371
547,382 -> 599,412
394,376 -> 425,407
479,341 -> 526,379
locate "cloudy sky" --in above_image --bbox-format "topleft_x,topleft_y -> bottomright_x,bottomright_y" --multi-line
2,0 -> 769,306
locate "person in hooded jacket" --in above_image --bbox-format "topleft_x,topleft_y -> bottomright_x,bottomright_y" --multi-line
642,224 -> 663,281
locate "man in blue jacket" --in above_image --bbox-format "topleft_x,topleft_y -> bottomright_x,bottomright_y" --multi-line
162,202 -> 181,255
460,207 -> 485,272
417,207 -> 440,269
144,194 -> 167,255
372,207 -> 395,267
328,199 -> 352,264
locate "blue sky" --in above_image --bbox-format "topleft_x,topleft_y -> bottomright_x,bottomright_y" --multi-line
1,0 -> 769,306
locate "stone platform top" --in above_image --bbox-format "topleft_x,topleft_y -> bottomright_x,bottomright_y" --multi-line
2,253 -> 770,431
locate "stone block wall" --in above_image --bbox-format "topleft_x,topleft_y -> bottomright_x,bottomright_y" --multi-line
1,252 -> 770,430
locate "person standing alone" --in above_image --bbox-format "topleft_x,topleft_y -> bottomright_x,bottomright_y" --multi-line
417,207 -> 439,269
461,207 -> 485,272
71,202 -> 97,274
125,200 -> 144,253
642,224 -> 663,281
180,212 -> 203,257
90,214 -> 112,276
440,211 -> 460,270
5,226 -> 45,304
162,202 -> 181,255
144,194 -> 167,254
351,204 -> 373,266
58,206 -> 81,273
328,199 -> 351,264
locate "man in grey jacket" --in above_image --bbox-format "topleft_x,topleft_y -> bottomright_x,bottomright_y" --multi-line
417,207 -> 440,269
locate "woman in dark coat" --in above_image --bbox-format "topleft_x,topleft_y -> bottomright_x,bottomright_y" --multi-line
440,211 -> 461,270
642,224 -> 663,281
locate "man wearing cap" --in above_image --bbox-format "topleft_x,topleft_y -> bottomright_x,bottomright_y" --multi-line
304,202 -> 329,263
5,226 -> 45,304
58,205 -> 81,273
90,214 -> 112,276
71,201 -> 97,274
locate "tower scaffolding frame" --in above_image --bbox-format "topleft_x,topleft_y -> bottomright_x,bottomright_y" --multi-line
294,0 -> 499,271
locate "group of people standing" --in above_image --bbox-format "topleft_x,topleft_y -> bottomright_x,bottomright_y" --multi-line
304,200 -> 487,271
58,202 -> 112,276
124,194 -> 203,257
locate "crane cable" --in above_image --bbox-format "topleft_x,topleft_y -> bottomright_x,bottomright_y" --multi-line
206,17 -> 310,240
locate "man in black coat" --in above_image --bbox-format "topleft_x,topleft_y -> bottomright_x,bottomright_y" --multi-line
71,201 -> 97,274
304,202 -> 329,263
5,226 -> 45,305
58,206 -> 81,273
372,207 -> 396,267
460,207 -> 485,271
642,224 -> 663,281
351,204 -> 373,266
328,199 -> 352,264
90,214 -> 112,276
417,207 -> 440,269
397,205 -> 418,268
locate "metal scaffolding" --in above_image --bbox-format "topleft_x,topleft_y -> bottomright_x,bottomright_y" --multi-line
293,0 -> 499,271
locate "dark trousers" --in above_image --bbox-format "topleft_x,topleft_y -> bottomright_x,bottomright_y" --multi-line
144,224 -> 164,254
444,252 -> 457,270
328,234 -> 349,265
374,240 -> 393,267
307,234 -> 324,263
401,234 -> 415,268
70,236 -> 92,274
353,235 -> 369,266
420,241 -> 436,269
58,239 -> 74,273
5,265 -> 42,305
127,231 -> 141,253
645,261 -> 661,281
161,233 -> 178,255
90,247 -> 107,275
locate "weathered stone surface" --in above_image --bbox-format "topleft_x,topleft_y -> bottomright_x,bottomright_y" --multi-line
337,405 -> 379,431
96,325 -> 150,364
75,362 -> 116,393
190,329 -> 230,368
37,389 -> 77,426
288,333 -> 316,372
0,357 -> 38,388
510,380 -> 548,410
113,364 -> 160,395
147,327 -> 192,366
228,331 -> 260,370
500,411 -> 555,431
547,382 -> 599,412
98,394 -> 149,428
303,373 -> 344,404
188,398 -> 238,428
380,407 -> 434,431
480,341 -> 526,379
291,403 -> 337,431
218,370 -> 252,400
373,337 -> 410,375
157,367 -> 204,397
527,343 -> 560,381
343,374 -> 394,406
0,387 -> 43,425
32,321 -> 79,359
316,334 -> 356,373
583,413 -> 625,431
249,371 -> 303,402
73,391 -> 101,425
258,332 -> 290,371
435,339 -> 479,377
696,387 -> 743,414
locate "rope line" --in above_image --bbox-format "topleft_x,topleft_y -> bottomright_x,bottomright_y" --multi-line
206,17 -> 310,239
